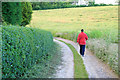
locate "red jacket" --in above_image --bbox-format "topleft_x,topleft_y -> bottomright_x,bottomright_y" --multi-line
77,32 -> 88,45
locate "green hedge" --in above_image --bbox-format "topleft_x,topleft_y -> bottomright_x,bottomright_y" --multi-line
2,26 -> 53,78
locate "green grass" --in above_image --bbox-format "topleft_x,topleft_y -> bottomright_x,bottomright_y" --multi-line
23,42 -> 62,78
27,6 -> 118,43
28,6 -> 118,32
58,40 -> 88,78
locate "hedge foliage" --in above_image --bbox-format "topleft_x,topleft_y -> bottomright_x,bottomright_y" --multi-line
2,26 -> 53,78
21,2 -> 33,26
2,2 -> 32,26
2,2 -> 22,25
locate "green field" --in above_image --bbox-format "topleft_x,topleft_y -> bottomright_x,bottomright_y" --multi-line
28,6 -> 118,32
28,6 -> 118,43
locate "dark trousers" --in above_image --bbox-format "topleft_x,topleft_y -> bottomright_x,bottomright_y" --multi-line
80,45 -> 85,56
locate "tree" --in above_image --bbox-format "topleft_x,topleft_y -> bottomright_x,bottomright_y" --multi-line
2,2 -> 22,25
21,2 -> 32,26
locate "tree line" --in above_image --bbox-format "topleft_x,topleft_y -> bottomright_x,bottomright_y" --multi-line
31,2 -> 114,10
32,2 -> 74,10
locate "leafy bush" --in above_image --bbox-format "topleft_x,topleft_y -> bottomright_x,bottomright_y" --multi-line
2,2 -> 22,25
2,25 -> 53,78
24,42 -> 62,78
88,1 -> 95,6
2,2 -> 33,26
21,2 -> 33,26
94,4 -> 100,6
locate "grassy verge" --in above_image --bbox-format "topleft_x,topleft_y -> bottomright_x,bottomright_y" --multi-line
23,42 -> 62,78
86,39 -> 118,74
58,40 -> 88,78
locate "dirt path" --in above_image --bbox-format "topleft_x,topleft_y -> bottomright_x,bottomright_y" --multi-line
54,37 -> 118,78
53,39 -> 74,78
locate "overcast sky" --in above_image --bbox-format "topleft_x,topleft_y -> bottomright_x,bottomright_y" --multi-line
95,0 -> 118,4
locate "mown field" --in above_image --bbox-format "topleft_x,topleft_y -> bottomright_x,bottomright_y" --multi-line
27,6 -> 118,74
28,6 -> 118,31
28,6 -> 118,43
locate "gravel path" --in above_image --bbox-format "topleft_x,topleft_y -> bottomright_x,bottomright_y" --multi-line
53,39 -> 74,78
54,37 -> 118,78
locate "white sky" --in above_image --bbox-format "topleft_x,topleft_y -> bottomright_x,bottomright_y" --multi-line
95,0 -> 118,4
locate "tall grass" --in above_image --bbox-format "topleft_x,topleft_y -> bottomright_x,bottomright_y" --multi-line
87,39 -> 118,73
53,29 -> 118,43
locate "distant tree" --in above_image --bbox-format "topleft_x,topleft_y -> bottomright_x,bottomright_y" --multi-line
32,2 -> 40,10
21,2 -> 32,26
2,2 -> 22,25
115,0 -> 120,4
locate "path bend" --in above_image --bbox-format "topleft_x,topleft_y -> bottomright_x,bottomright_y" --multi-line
53,39 -> 74,78
54,37 -> 118,78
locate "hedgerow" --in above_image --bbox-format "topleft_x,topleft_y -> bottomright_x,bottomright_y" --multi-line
2,25 -> 53,78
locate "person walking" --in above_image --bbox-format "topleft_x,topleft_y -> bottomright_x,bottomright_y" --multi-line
77,29 -> 88,57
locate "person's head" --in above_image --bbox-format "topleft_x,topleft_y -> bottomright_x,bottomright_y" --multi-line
81,29 -> 84,32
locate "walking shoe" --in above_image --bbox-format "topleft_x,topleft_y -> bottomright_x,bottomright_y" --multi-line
82,55 -> 84,57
